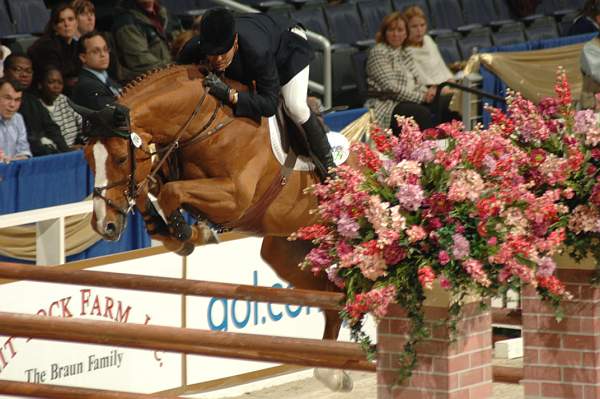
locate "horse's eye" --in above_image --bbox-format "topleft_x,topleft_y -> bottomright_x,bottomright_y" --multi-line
115,156 -> 127,165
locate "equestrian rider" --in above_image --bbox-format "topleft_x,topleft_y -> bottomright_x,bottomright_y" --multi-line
177,8 -> 335,180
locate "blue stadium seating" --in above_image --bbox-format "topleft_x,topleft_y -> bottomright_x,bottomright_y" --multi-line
435,32 -> 462,64
6,0 -> 49,34
324,3 -> 368,44
392,0 -> 430,21
461,0 -> 498,26
357,0 -> 393,39
0,1 -> 15,36
525,16 -> 559,41
458,26 -> 493,59
492,21 -> 526,46
428,0 -> 480,33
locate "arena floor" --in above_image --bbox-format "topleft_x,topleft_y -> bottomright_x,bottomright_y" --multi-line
214,359 -> 523,399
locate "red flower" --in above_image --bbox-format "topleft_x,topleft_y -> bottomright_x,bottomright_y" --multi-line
529,149 -> 547,166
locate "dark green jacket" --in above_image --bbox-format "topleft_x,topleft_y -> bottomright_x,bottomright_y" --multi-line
112,1 -> 182,82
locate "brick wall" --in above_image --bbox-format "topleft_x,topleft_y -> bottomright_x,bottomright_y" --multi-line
522,268 -> 600,399
377,301 -> 493,399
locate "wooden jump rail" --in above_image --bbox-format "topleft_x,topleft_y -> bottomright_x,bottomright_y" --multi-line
0,262 -> 345,310
0,311 -> 375,372
0,379 -> 185,399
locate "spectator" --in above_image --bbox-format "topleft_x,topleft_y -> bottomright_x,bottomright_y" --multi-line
0,45 -> 11,78
507,0 -> 540,18
71,0 -> 96,39
112,0 -> 182,82
0,78 -> 32,162
569,0 -> 600,36
580,31 -> 600,109
38,66 -> 83,147
403,6 -> 454,86
72,31 -> 122,110
28,3 -> 81,95
4,54 -> 70,156
365,12 -> 437,131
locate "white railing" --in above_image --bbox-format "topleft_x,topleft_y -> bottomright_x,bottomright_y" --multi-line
0,200 -> 92,266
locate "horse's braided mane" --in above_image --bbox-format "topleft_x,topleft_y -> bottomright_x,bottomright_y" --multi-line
118,64 -> 196,101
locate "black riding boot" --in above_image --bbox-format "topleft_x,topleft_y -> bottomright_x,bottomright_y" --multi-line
302,113 -> 335,182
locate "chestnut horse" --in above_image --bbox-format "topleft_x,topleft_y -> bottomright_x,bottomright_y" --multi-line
75,65 -> 353,390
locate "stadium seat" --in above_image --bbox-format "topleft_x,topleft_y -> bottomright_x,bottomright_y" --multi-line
6,35 -> 38,53
461,0 -> 498,26
290,6 -> 330,40
458,26 -> 492,59
493,0 -> 515,20
324,3 -> 368,45
0,0 -> 15,36
435,32 -> 462,64
428,0 -> 480,33
391,0 -> 430,20
351,49 -> 369,106
6,0 -> 50,35
558,11 -> 579,36
492,21 -> 526,46
525,16 -> 559,41
357,0 -> 393,39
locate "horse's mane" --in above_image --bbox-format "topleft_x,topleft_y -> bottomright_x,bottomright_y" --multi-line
119,64 -> 201,103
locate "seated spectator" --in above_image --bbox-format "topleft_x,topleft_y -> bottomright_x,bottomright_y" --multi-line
112,0 -> 182,82
28,3 -> 81,96
365,12 -> 458,133
72,31 -> 122,110
507,0 -> 540,18
38,66 -> 83,147
4,54 -> 70,156
71,0 -> 96,39
403,6 -> 454,86
0,78 -> 32,162
580,33 -> 600,109
569,0 -> 600,36
0,45 -> 11,78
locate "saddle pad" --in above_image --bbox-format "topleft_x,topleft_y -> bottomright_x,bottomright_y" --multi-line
268,116 -> 350,171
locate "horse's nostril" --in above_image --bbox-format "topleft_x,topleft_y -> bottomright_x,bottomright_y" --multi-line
105,222 -> 117,235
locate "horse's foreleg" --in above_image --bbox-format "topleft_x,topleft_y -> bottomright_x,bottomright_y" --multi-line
158,177 -> 255,246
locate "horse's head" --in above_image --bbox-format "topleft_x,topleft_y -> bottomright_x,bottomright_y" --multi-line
73,102 -> 154,240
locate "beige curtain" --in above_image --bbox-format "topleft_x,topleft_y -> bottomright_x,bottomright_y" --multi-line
454,41 -> 587,110
0,209 -> 101,262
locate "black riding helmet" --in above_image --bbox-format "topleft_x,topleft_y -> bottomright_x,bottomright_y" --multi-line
199,8 -> 236,56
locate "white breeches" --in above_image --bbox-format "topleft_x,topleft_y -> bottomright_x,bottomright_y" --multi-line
281,26 -> 311,125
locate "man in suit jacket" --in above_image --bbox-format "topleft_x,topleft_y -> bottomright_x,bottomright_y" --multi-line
72,31 -> 122,111
177,8 -> 335,180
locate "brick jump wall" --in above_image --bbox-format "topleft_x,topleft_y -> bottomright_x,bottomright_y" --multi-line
377,301 -> 493,399
522,267 -> 600,399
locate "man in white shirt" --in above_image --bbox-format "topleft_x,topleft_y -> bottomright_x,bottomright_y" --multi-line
0,78 -> 31,162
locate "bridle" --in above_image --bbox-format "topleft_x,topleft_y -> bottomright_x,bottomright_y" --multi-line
92,82 -> 234,218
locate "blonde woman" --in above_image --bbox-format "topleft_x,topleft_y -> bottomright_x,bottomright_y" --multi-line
403,5 -> 453,86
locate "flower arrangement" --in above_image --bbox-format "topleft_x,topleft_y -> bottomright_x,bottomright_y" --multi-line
290,70 -> 583,380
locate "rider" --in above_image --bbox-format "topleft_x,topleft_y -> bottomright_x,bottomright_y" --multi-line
177,8 -> 335,180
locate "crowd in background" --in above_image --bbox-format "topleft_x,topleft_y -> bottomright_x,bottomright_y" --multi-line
1,0 -> 600,162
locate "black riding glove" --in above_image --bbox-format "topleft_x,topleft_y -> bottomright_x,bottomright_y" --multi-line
204,73 -> 231,104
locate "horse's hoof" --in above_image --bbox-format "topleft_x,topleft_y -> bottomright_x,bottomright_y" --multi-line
176,241 -> 195,256
167,210 -> 192,241
313,368 -> 354,392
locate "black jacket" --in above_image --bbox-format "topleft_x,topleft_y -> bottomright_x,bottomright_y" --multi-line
178,13 -> 313,119
72,68 -> 122,111
27,35 -> 80,95
19,91 -> 70,156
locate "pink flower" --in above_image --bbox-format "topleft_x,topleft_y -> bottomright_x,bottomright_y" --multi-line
487,236 -> 498,246
383,242 -> 406,265
438,250 -> 450,265
406,225 -> 427,242
418,266 -> 435,290
439,275 -> 452,289
451,233 -> 470,259
536,256 -> 556,278
463,258 -> 491,287
337,213 -> 360,239
305,247 -> 333,275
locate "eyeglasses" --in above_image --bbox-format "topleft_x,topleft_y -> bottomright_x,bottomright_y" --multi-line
87,46 -> 110,56
9,66 -> 33,75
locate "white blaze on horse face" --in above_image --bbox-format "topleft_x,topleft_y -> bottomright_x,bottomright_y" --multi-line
93,141 -> 109,232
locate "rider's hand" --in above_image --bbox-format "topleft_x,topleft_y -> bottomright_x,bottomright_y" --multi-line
204,73 -> 231,104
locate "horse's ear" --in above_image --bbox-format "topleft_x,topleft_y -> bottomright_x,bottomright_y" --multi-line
67,98 -> 97,117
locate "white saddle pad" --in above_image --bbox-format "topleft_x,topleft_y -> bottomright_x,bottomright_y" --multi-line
268,116 -> 350,171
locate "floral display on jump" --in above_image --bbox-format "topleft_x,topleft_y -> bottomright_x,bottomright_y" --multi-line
291,68 -> 598,380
